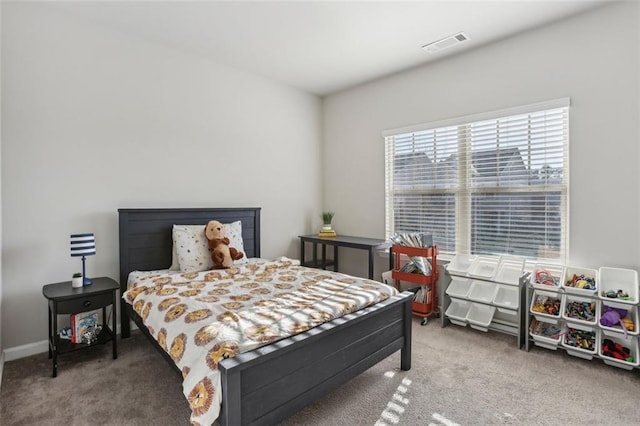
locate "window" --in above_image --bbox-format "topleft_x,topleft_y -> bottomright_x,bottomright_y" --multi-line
384,99 -> 569,262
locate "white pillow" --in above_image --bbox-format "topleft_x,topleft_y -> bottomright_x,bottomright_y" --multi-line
222,221 -> 247,264
172,221 -> 247,272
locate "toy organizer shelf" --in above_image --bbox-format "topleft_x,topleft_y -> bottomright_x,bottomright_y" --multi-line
442,255 -> 527,348
389,244 -> 439,326
525,266 -> 640,371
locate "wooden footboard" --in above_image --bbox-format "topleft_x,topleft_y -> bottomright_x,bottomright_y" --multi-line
127,290 -> 413,425
218,291 -> 413,425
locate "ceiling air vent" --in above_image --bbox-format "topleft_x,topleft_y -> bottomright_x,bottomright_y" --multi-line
422,32 -> 468,53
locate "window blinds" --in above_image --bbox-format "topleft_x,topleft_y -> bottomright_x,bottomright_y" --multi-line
384,98 -> 569,262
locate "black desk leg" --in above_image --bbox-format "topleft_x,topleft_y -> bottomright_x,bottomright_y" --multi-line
368,248 -> 374,280
389,246 -> 394,271
300,240 -> 305,265
334,246 -> 339,272
312,243 -> 318,268
321,244 -> 327,269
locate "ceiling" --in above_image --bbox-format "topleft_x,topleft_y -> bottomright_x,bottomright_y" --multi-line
49,0 -> 609,96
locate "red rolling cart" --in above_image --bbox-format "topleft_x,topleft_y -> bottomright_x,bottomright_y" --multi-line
390,244 -> 439,325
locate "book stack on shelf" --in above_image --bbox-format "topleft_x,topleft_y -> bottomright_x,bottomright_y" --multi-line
413,286 -> 432,304
69,310 -> 100,344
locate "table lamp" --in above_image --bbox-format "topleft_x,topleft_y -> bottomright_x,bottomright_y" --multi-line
70,233 -> 95,286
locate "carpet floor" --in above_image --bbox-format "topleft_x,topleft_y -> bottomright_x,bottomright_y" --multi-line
2,318 -> 639,425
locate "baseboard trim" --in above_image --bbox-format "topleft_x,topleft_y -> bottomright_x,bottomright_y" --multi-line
0,351 -> 5,388
4,339 -> 48,361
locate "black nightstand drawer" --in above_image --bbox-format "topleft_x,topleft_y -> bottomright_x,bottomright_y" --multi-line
57,292 -> 113,314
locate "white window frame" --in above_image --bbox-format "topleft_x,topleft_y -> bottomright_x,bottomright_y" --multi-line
383,98 -> 570,262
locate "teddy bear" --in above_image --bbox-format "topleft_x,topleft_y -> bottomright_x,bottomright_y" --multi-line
204,220 -> 244,269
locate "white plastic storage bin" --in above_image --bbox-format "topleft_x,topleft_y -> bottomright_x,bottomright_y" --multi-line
445,298 -> 471,327
446,254 -> 477,276
530,289 -> 564,324
466,303 -> 496,332
562,294 -> 599,328
599,329 -> 640,370
561,324 -> 598,360
531,263 -> 564,292
562,266 -> 597,296
529,317 -> 564,351
467,256 -> 500,280
493,284 -> 519,311
598,267 -> 639,305
493,256 -> 525,285
446,277 -> 473,299
467,280 -> 499,304
599,300 -> 639,336
492,308 -> 518,325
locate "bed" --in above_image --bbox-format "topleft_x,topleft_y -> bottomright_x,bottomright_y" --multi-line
118,207 -> 413,425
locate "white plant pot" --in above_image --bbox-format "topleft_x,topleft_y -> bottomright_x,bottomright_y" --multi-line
322,225 -> 333,231
72,277 -> 83,288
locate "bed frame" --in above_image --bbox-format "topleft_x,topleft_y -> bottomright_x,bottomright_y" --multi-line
118,207 -> 413,425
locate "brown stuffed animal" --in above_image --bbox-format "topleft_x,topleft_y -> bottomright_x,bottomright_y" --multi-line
204,220 -> 243,269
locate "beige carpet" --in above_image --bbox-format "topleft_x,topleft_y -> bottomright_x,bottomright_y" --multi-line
2,319 -> 639,425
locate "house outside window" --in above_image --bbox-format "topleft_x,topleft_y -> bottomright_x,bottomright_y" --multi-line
384,99 -> 569,262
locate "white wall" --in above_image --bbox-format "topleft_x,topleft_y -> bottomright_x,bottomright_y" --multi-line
323,1 -> 640,279
1,3 -> 322,350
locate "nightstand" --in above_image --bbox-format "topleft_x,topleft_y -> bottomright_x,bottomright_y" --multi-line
42,277 -> 118,377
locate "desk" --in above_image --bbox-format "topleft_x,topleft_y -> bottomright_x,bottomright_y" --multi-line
299,234 -> 388,280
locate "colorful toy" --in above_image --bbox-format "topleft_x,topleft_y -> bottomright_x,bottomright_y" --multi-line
601,289 -> 631,300
600,305 -> 634,337
621,317 -> 635,332
601,338 -> 634,363
565,273 -> 596,290
530,318 -> 562,338
564,328 -> 596,351
532,294 -> 561,316
204,220 -> 244,269
565,300 -> 596,322
535,269 -> 559,287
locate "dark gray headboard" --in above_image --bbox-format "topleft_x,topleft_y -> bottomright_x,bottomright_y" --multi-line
118,207 -> 261,337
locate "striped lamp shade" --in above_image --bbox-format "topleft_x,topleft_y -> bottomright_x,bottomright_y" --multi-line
70,233 -> 96,257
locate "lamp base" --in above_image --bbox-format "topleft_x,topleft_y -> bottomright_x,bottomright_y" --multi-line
83,277 -> 93,286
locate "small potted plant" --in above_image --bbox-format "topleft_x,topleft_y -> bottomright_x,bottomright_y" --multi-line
322,211 -> 334,231
72,272 -> 83,288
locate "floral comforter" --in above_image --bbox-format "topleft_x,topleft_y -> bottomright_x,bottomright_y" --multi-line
122,257 -> 397,426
